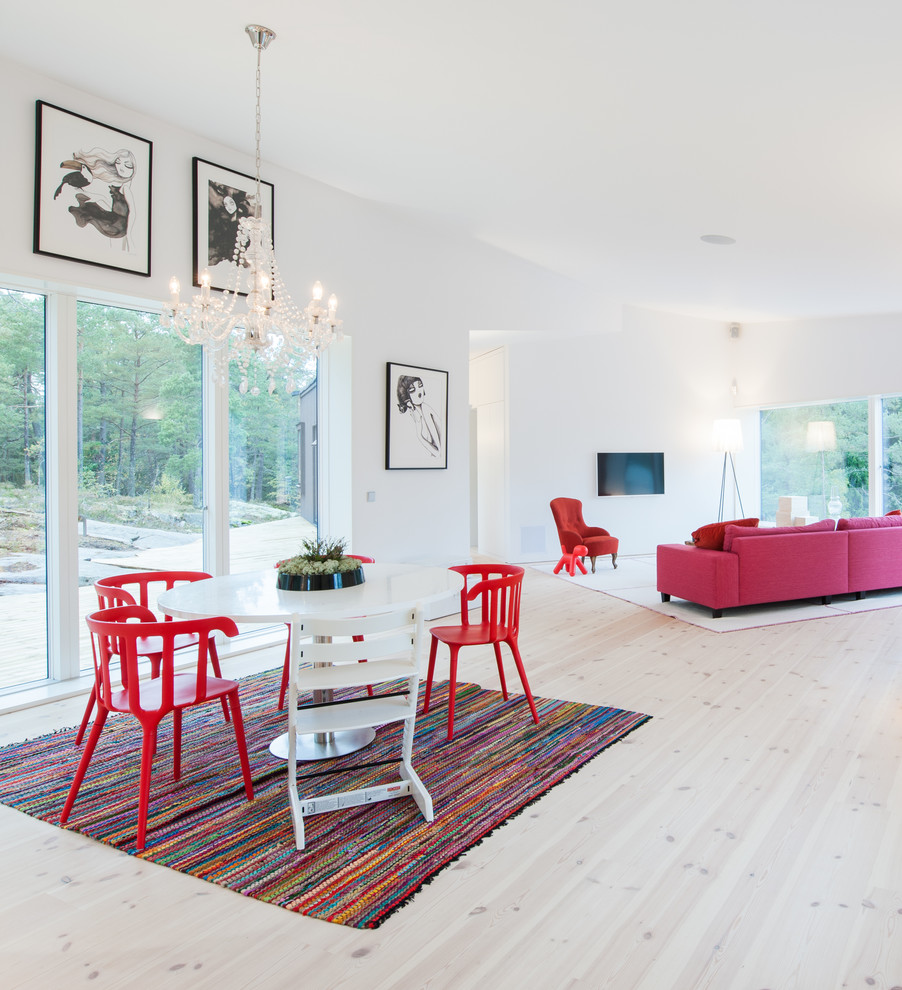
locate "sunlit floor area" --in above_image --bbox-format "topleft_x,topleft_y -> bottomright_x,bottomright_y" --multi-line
2,564 -> 902,988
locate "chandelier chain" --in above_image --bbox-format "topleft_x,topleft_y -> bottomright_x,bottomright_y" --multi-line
255,41 -> 263,217
160,24 -> 343,396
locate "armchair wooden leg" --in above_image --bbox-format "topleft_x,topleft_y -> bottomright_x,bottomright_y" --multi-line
590,556 -> 597,573
611,552 -> 618,569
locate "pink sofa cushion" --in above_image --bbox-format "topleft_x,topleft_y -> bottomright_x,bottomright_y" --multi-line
722,517 -> 835,552
729,530 -> 849,605
691,517 -> 758,550
847,526 -> 902,591
837,515 -> 902,530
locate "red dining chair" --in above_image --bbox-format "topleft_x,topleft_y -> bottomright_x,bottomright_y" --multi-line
277,554 -> 376,709
423,563 -> 540,740
76,570 -> 228,745
61,605 -> 255,851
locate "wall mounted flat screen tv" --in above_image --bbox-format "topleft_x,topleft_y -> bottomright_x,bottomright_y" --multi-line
596,452 -> 665,496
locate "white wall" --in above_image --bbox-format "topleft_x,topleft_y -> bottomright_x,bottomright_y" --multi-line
732,312 -> 902,408
0,55 -> 614,566
502,307 -> 751,558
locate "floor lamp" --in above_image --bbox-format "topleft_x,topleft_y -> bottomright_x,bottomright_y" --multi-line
806,420 -> 836,519
713,419 -> 744,522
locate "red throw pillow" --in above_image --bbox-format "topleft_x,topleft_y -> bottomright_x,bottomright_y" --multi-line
886,509 -> 901,516
691,517 -> 759,550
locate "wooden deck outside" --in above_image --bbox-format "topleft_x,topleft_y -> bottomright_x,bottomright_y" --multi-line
0,515 -> 316,692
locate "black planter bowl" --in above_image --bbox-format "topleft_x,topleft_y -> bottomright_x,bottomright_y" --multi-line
276,567 -> 365,592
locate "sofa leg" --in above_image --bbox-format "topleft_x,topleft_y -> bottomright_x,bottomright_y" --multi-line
611,552 -> 618,569
822,596 -> 832,605
660,593 -> 671,603
711,609 -> 722,618
856,591 -> 866,600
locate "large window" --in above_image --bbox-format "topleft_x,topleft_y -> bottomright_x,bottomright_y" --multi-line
0,289 -> 47,689
760,399 -> 869,521
881,396 -> 902,512
0,276 -> 348,697
228,359 -> 318,573
76,301 -> 204,669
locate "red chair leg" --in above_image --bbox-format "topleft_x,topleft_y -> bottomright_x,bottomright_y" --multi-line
354,636 -> 374,696
227,688 -> 255,801
136,726 -> 158,851
74,686 -> 96,745
447,646 -> 460,740
173,709 -> 183,781
423,636 -> 439,714
493,642 -> 509,699
507,638 -> 540,725
278,626 -> 291,710
208,641 -> 231,723
61,706 -> 108,823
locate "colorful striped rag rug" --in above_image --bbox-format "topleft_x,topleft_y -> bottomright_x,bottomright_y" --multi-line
0,671 -> 651,928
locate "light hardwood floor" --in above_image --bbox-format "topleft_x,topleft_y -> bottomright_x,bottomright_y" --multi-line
2,563 -> 902,989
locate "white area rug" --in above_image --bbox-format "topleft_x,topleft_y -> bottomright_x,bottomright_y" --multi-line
531,555 -> 902,632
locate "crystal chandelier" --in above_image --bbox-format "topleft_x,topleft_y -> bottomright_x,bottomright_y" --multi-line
161,24 -> 342,394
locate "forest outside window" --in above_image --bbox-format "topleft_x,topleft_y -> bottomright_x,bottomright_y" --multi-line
760,399 -> 869,522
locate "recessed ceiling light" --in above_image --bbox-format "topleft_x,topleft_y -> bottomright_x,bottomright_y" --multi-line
700,234 -> 736,245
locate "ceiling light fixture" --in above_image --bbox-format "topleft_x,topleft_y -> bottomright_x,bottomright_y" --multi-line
161,24 -> 341,394
700,234 -> 736,245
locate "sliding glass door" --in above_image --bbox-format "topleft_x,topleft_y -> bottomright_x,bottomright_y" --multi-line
75,301 -> 204,669
228,358 -> 317,574
0,278 -> 340,694
0,289 -> 47,689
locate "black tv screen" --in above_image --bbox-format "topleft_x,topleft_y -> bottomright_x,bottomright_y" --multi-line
596,452 -> 665,496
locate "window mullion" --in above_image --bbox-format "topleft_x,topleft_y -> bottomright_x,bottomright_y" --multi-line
45,292 -> 80,680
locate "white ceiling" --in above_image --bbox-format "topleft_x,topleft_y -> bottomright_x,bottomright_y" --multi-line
6,0 -> 902,323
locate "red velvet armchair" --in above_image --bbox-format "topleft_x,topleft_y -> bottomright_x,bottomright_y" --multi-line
550,497 -> 619,573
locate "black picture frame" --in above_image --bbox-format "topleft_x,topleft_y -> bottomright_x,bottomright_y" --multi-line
193,157 -> 274,293
34,100 -> 152,276
386,362 -> 449,470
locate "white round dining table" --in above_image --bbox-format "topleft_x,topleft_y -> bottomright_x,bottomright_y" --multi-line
157,563 -> 463,761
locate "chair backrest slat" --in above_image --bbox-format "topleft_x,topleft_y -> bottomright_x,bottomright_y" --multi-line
95,570 -> 213,619
450,563 -> 524,635
85,606 -> 238,715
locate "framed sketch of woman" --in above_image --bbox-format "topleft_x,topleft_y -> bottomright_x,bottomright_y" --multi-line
34,101 -> 152,276
385,362 -> 449,470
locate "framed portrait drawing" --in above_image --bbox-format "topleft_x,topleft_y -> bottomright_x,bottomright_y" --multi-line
385,362 -> 449,470
193,157 -> 274,293
33,101 -> 152,276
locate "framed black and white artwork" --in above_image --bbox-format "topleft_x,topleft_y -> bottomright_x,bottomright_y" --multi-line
385,362 -> 449,470
33,101 -> 152,276
193,157 -> 274,293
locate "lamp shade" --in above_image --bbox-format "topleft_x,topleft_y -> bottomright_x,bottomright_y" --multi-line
712,418 -> 743,453
806,421 -> 836,452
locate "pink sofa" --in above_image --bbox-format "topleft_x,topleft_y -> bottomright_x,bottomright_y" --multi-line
656,516 -> 902,617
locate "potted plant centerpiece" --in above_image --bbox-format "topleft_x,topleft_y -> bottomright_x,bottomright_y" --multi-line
276,537 -> 366,591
